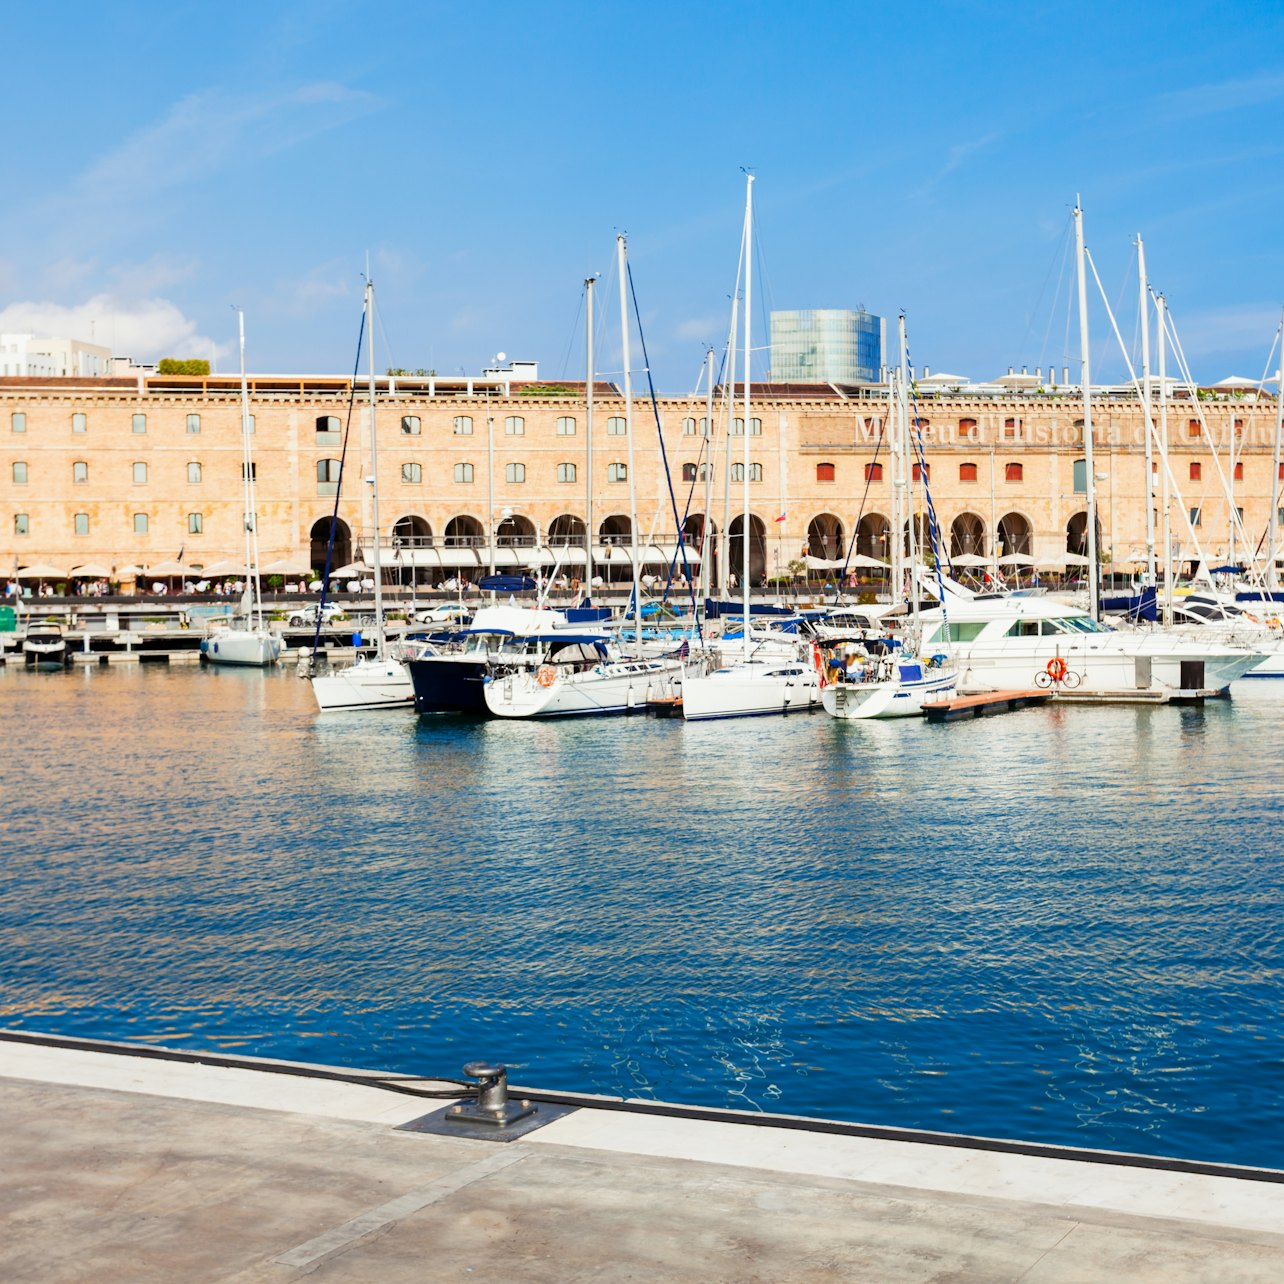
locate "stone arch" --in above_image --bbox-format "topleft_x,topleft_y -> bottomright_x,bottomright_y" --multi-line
444,514 -> 485,547
1065,510 -> 1101,558
599,514 -> 632,545
495,514 -> 536,546
547,514 -> 586,546
391,514 -> 432,547
728,513 -> 767,586
997,511 -> 1033,557
807,513 -> 845,560
856,512 -> 890,559
310,516 -> 350,571
682,513 -> 716,586
949,512 -> 986,558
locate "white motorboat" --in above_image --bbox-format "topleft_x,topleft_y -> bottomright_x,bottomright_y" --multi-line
822,653 -> 957,719
22,621 -> 67,667
200,626 -> 281,667
924,582 -> 1264,694
682,652 -> 821,720
1169,593 -> 1284,678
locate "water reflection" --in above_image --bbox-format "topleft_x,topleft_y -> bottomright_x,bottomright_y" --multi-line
1,664 -> 1282,1165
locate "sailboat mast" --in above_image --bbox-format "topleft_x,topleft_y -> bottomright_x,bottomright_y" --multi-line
741,174 -> 754,660
701,347 -> 716,605
1157,293 -> 1173,625
899,316 -> 917,620
1267,309 -> 1284,590
616,235 -> 642,649
236,310 -> 262,630
888,367 -> 902,600
365,277 -> 385,654
1074,201 -> 1101,620
1138,236 -> 1156,587
585,275 -> 596,596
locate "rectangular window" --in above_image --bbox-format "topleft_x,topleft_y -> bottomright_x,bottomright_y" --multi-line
505,462 -> 526,483
401,415 -> 421,435
1234,462 -> 1244,481
1005,462 -> 1023,482
1073,459 -> 1087,493
133,461 -> 148,483
401,462 -> 422,483
15,513 -> 28,535
606,416 -> 626,436
556,416 -> 576,435
1189,461 -> 1202,481
73,461 -> 88,482
188,461 -> 202,483
454,415 -> 473,435
1188,418 -> 1201,438
958,418 -> 978,439
186,413 -> 201,434
959,462 -> 978,482
700,417 -> 711,437
557,462 -> 577,483
864,462 -> 882,482
608,462 -> 627,482
246,414 -> 256,435
74,512 -> 89,535
912,462 -> 929,482
134,512 -> 149,534
1189,507 -> 1202,527
817,462 -> 836,482
317,459 -> 341,495
454,462 -> 474,483
13,461 -> 28,483
132,413 -> 146,433
72,412 -> 87,433
188,512 -> 203,534
11,411 -> 26,432
504,415 -> 525,436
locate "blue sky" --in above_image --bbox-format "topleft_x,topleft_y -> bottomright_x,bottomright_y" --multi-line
3,0 -> 1284,388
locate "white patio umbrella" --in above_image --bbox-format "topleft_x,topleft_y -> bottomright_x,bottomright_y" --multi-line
261,557 -> 313,576
997,553 -> 1036,567
146,558 -> 190,577
69,563 -> 113,578
331,561 -> 370,578
844,553 -> 889,569
16,563 -> 69,579
1062,552 -> 1091,566
200,559 -> 250,577
950,553 -> 990,568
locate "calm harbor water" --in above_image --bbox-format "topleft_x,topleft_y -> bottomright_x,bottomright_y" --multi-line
2,662 -> 1282,1168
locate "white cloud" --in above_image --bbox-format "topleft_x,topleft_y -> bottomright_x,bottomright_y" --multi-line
1166,303 -> 1281,363
1152,72 -> 1284,124
675,315 -> 724,343
0,294 -> 226,363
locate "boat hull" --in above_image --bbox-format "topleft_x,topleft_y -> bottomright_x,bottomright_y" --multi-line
483,659 -> 681,718
407,655 -> 490,714
822,668 -> 958,719
199,630 -> 281,667
682,662 -> 821,721
311,658 -> 414,711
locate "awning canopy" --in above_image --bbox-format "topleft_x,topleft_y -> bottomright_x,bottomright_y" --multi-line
16,563 -> 70,579
69,562 -> 114,578
146,558 -> 190,577
200,559 -> 249,577
997,553 -> 1036,566
950,553 -> 990,568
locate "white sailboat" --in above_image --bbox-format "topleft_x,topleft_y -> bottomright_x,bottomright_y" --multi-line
311,276 -> 415,711
200,311 -> 281,668
484,236 -> 681,718
684,174 -> 821,721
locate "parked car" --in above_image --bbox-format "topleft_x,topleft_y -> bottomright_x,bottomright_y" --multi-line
414,603 -> 472,625
287,603 -> 348,627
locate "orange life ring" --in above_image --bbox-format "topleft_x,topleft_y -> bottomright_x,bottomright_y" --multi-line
1046,656 -> 1068,682
537,665 -> 557,688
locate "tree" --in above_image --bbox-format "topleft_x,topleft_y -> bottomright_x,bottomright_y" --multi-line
157,358 -> 211,376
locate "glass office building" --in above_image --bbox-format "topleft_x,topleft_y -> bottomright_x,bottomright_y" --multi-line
769,309 -> 884,384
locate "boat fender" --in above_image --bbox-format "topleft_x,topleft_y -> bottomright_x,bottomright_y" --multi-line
537,665 -> 557,688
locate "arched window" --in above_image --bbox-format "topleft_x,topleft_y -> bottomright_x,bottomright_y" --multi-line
732,417 -> 763,436
556,462 -> 577,483
731,462 -> 744,482
1188,418 -> 1201,438
454,462 -> 474,483
913,417 -> 930,435
682,417 -> 697,435
454,415 -> 473,435
401,462 -> 422,483
317,459 -> 340,494
682,463 -> 697,481
188,461 -> 202,483
748,462 -> 762,481
505,462 -> 526,483
316,415 -> 340,441
73,461 -> 88,482
133,461 -> 148,483
1234,462 -> 1244,481
186,414 -> 200,434
188,513 -> 203,534
504,415 -> 525,436
1005,462 -> 1023,482
959,462 -> 978,482
864,462 -> 883,482
817,462 -> 836,482
608,461 -> 627,482
607,416 -> 627,435
401,415 -> 421,435
1004,417 -> 1022,439
134,513 -> 149,534
74,512 -> 88,535
958,417 -> 977,439
10,411 -> 26,432
556,416 -> 576,435
912,462 -> 929,482
73,413 -> 88,433
132,413 -> 147,434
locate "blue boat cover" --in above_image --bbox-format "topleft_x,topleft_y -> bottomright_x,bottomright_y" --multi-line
478,574 -> 537,592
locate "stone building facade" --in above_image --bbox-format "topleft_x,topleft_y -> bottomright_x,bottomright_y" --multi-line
2,372 -> 1280,587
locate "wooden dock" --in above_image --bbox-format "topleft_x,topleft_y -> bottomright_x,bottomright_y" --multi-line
922,689 -> 1051,723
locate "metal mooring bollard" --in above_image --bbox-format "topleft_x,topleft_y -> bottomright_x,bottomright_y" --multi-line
446,1061 -> 536,1129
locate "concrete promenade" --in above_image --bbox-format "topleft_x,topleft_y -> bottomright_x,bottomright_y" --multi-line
2,1032 -> 1282,1282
